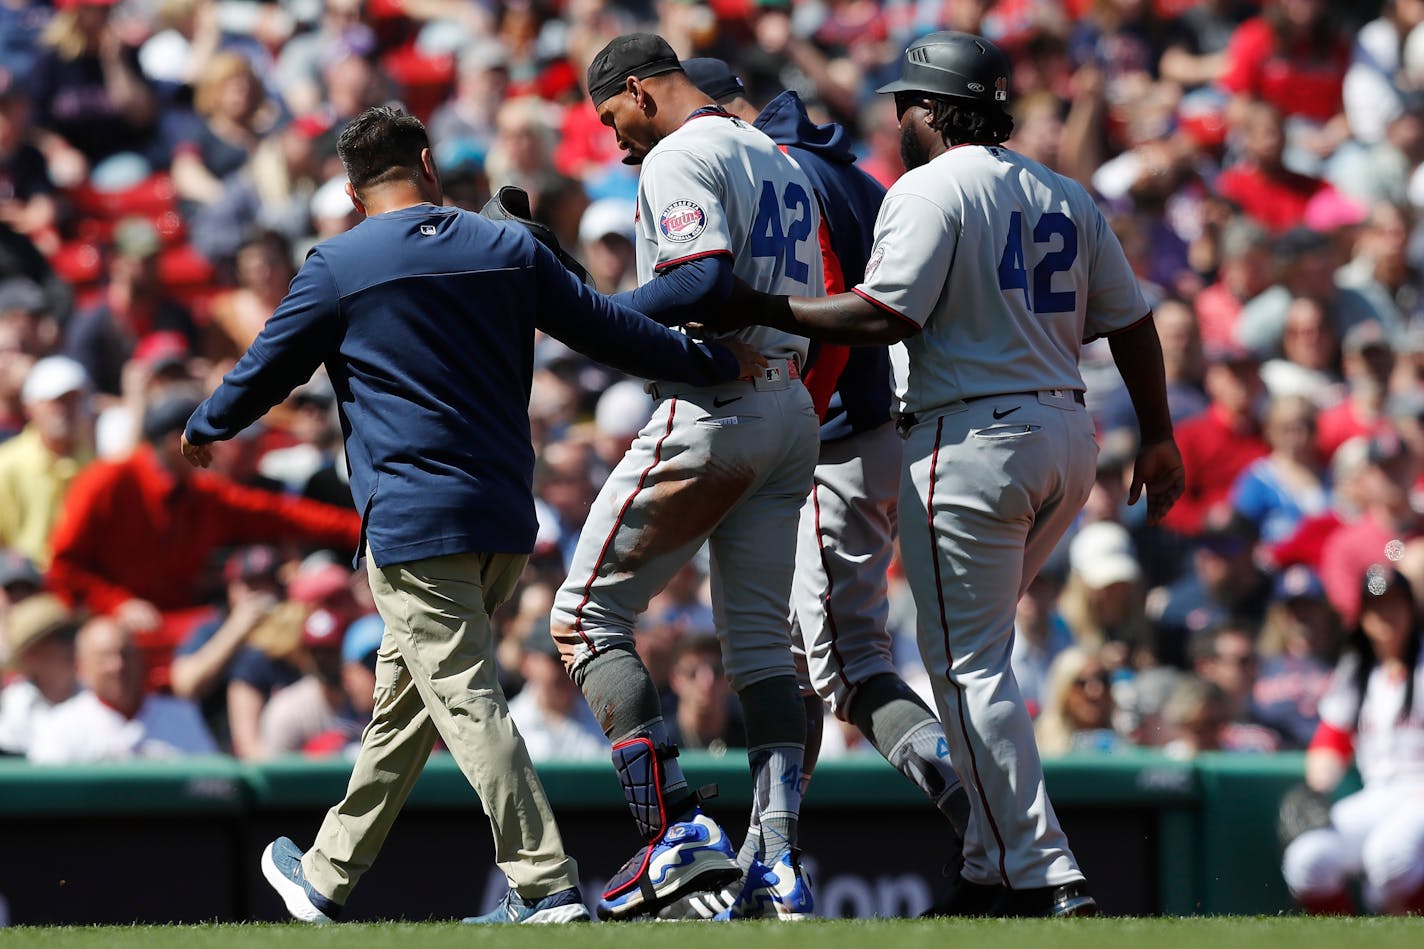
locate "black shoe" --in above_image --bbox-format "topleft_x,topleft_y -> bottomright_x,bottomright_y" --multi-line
996,880 -> 1099,918
920,875 -> 1006,918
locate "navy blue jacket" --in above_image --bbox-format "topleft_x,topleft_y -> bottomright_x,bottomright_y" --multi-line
187,204 -> 737,566
755,91 -> 893,442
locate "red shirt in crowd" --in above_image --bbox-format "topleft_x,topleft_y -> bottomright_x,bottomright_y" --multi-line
47,444 -> 362,616
1214,164 -> 1333,234
1194,281 -> 1246,351
1218,17 -> 1349,122
1159,404 -> 1270,536
1315,400 -> 1390,464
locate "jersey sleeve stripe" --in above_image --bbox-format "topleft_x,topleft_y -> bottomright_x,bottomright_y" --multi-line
851,287 -> 924,333
1082,311 -> 1153,344
1308,720 -> 1354,758
654,249 -> 733,272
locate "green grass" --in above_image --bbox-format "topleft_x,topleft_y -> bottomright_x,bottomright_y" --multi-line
2,918 -> 1421,949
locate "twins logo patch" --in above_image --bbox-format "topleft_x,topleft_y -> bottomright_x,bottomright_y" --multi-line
659,200 -> 707,243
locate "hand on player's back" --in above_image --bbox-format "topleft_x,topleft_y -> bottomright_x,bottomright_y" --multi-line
1129,438 -> 1186,525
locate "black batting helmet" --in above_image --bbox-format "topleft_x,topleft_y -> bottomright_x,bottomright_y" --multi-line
877,31 -> 1011,105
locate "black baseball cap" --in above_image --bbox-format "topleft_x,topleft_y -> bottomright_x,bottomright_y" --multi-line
587,33 -> 683,107
683,57 -> 745,104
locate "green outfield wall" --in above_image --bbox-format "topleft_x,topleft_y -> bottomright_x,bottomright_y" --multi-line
0,751 -> 1318,924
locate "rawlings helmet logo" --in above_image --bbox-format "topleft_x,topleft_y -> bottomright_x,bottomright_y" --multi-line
659,200 -> 707,243
967,82 -> 985,93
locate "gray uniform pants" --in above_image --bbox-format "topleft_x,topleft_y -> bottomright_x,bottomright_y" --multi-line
303,548 -> 578,902
896,390 -> 1096,889
552,369 -> 819,691
791,421 -> 902,716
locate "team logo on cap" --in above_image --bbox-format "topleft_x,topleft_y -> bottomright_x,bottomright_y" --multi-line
659,200 -> 706,243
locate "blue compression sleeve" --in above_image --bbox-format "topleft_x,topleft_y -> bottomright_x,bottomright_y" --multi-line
612,254 -> 734,326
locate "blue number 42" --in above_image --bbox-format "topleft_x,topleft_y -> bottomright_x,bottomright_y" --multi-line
750,180 -> 813,282
997,210 -> 1078,314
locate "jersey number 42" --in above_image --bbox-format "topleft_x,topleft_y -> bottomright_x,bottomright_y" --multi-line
997,210 -> 1078,315
750,179 -> 814,282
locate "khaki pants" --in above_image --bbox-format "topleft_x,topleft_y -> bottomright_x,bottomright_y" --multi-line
302,549 -> 578,903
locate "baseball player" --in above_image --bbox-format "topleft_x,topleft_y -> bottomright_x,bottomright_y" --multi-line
700,32 -> 1184,916
666,58 -> 969,920
548,33 -> 823,920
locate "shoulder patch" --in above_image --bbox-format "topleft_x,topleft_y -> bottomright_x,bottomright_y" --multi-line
864,244 -> 886,282
659,200 -> 707,244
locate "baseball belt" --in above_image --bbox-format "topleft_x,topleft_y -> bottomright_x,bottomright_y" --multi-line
894,389 -> 1086,437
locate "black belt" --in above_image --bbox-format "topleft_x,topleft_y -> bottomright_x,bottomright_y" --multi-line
894,390 -> 1085,437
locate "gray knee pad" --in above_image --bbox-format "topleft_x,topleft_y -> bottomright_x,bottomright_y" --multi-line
572,643 -> 662,742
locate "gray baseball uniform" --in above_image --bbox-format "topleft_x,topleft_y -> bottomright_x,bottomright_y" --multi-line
855,143 -> 1148,889
551,110 -> 822,692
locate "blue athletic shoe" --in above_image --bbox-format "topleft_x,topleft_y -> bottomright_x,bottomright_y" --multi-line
462,885 -> 591,924
596,808 -> 740,920
260,837 -> 341,923
714,850 -> 813,921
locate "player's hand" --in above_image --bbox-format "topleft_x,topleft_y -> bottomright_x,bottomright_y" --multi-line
180,433 -> 213,469
1129,437 -> 1185,525
723,340 -> 769,379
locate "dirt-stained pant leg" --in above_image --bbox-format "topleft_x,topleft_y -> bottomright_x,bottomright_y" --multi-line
790,420 -> 903,717
897,392 -> 1096,891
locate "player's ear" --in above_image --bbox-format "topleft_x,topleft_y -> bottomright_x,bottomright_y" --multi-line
345,181 -> 366,218
629,76 -> 648,112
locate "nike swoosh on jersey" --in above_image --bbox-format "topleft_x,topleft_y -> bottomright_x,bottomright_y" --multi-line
991,406 -> 1021,420
713,396 -> 742,408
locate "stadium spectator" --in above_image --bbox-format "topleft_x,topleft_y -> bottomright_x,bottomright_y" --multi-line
62,218 -> 199,398
1011,567 -> 1073,719
45,394 -> 360,687
170,51 -> 281,217
1160,677 -> 1237,757
1337,202 -> 1421,336
1342,0 -> 1424,147
1216,103 -> 1337,234
1259,297 -> 1345,406
1229,394 -> 1330,545
0,356 -> 93,567
1283,565 -> 1424,915
0,547 -> 40,614
1153,515 -> 1272,668
1196,216 -> 1275,353
28,615 -> 216,762
664,633 -> 746,753
1189,618 -> 1282,750
28,0 -> 158,186
1235,225 -> 1379,361
1034,646 -> 1130,755
1061,521 -> 1154,670
272,0 -> 372,118
1254,564 -> 1340,748
0,70 -> 58,255
1315,323 -> 1398,463
0,592 -> 78,756
507,620 -> 607,761
428,38 -> 508,174
1320,432 -> 1424,626
258,607 -> 373,758
1159,344 -> 1268,537
577,198 -> 638,295
168,544 -> 291,756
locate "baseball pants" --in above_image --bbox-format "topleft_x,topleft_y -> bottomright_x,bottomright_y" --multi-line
552,369 -> 819,690
302,548 -> 578,903
1283,783 -> 1424,912
897,390 -> 1097,889
791,420 -> 903,716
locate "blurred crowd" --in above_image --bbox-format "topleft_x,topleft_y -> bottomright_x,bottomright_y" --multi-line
1,0 -> 1423,769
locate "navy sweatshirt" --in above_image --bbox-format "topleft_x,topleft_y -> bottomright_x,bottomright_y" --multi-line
187,203 -> 738,566
754,92 -> 893,442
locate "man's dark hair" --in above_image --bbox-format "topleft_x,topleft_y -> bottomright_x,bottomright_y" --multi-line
928,98 -> 1014,147
335,106 -> 430,191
